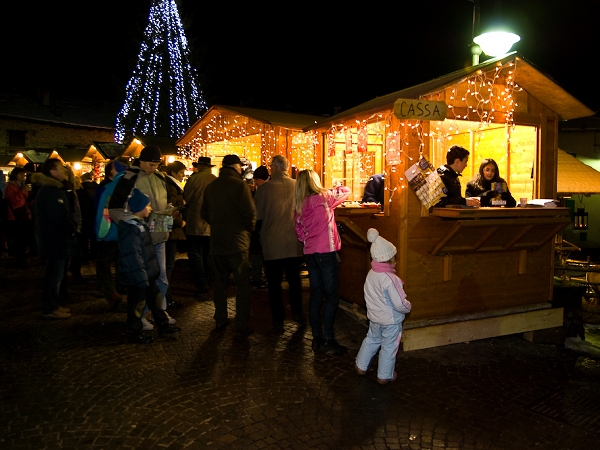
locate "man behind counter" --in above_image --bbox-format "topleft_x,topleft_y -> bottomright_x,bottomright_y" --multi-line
435,145 -> 480,208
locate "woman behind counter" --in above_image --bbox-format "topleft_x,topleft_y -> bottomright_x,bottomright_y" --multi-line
466,158 -> 516,207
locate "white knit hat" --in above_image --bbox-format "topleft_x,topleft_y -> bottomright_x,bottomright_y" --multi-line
367,228 -> 396,262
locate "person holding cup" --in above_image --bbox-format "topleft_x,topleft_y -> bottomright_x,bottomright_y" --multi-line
466,158 -> 517,207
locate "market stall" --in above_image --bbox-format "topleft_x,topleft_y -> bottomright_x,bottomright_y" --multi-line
175,105 -> 323,171
306,53 -> 594,350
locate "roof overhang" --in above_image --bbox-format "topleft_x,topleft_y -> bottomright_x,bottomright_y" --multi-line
176,105 -> 323,146
557,149 -> 600,195
306,53 -> 594,131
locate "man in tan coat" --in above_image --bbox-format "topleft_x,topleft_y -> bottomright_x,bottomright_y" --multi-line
184,157 -> 217,297
254,155 -> 305,331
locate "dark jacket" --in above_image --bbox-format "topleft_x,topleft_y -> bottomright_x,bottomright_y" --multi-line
31,173 -> 77,259
435,165 -> 466,206
165,175 -> 186,241
362,174 -> 384,204
118,215 -> 159,288
466,178 -> 517,207
200,166 -> 256,255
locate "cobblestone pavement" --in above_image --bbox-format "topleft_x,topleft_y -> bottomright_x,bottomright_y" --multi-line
1,257 -> 600,450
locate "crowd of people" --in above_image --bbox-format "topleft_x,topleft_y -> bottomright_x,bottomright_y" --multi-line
0,144 -> 524,385
0,149 -> 361,359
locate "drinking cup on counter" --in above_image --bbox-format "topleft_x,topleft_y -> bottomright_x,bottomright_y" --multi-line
520,197 -> 527,208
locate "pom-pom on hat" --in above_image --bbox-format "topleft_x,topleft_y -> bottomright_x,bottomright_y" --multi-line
128,188 -> 151,213
139,145 -> 162,162
367,228 -> 397,262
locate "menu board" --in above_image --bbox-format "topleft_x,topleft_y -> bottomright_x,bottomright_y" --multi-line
404,156 -> 446,209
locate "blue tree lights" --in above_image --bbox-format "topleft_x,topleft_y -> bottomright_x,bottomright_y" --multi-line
115,0 -> 206,143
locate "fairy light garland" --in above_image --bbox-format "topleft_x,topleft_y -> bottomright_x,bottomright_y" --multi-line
178,111 -> 317,171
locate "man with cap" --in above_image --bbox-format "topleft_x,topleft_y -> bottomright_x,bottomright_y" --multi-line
184,156 -> 217,297
108,146 -> 175,327
201,154 -> 256,334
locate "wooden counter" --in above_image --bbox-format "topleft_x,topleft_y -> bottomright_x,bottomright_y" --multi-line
336,206 -> 571,349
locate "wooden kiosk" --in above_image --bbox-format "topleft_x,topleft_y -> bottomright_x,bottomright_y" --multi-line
307,53 -> 594,350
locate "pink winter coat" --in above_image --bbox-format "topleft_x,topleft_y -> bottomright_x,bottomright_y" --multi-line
294,186 -> 350,255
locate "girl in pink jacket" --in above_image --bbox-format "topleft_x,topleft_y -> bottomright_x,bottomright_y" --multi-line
294,169 -> 350,354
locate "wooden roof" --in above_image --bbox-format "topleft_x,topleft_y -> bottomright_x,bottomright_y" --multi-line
557,149 -> 600,195
177,105 -> 324,145
306,53 -> 594,130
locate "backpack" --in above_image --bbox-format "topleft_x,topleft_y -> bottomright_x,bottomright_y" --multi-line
95,172 -> 124,241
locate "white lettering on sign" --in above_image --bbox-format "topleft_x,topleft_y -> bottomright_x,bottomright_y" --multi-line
393,99 -> 448,121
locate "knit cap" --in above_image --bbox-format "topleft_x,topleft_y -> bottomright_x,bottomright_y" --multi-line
128,188 -> 151,213
367,228 -> 396,262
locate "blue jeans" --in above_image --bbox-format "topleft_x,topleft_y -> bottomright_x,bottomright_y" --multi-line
43,258 -> 67,314
305,252 -> 340,340
355,321 -> 402,380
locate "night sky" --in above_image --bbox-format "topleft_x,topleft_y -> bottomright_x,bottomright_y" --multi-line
2,0 -> 599,117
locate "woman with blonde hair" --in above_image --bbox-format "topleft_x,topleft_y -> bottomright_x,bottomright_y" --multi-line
294,169 -> 350,354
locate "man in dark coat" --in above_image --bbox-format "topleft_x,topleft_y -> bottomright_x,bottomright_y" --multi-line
33,158 -> 77,319
435,145 -> 480,207
201,154 -> 256,334
362,173 -> 385,205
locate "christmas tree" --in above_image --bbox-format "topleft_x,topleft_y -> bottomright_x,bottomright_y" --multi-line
115,0 -> 206,143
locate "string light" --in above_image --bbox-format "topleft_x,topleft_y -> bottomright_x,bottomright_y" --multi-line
115,0 -> 206,143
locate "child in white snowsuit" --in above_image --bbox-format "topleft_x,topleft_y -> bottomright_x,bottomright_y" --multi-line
355,228 -> 412,384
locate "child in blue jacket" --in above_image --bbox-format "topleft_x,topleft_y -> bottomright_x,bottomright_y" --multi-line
118,188 -> 180,344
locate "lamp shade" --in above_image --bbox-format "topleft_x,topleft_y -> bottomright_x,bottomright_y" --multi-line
473,31 -> 520,57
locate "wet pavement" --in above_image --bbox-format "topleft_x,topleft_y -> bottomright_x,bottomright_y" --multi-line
1,256 -> 600,450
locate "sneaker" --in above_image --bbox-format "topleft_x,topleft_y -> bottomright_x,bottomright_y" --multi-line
165,312 -> 176,325
321,339 -> 347,355
44,309 -> 71,320
58,306 -> 71,313
355,363 -> 367,376
377,371 -> 398,385
142,318 -> 154,331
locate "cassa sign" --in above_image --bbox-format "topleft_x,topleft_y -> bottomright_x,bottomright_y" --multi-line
393,99 -> 447,121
